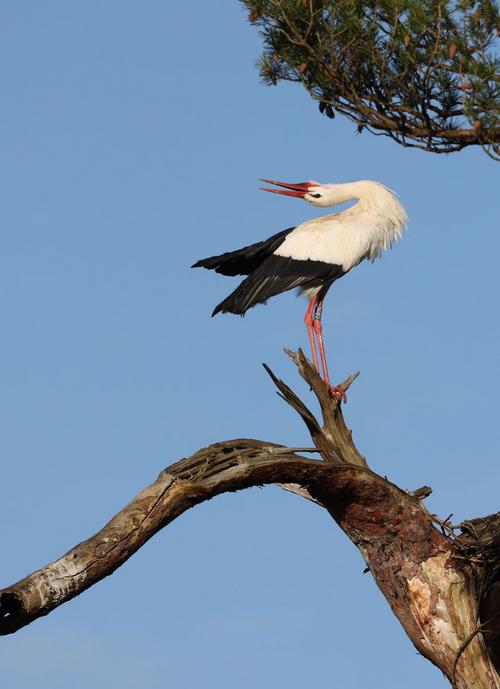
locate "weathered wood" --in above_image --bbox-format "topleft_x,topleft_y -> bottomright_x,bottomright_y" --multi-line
263,348 -> 366,466
0,350 -> 498,689
457,512 -> 500,677
266,353 -> 499,688
0,440 -> 317,635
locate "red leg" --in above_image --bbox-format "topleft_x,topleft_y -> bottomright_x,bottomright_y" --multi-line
304,297 -> 319,373
312,298 -> 347,403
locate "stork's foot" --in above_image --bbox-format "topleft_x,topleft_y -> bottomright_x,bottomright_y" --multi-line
328,384 -> 347,404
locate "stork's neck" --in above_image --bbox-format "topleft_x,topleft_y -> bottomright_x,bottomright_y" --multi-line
332,182 -> 366,206
330,181 -> 392,209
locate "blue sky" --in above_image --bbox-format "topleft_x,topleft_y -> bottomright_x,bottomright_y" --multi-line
0,3 -> 498,688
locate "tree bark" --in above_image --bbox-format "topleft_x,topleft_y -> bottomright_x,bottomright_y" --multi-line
1,350 -> 498,688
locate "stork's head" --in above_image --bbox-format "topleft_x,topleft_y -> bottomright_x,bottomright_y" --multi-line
259,179 -> 346,208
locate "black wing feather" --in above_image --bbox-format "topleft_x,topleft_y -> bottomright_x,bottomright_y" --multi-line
191,227 -> 294,277
212,255 -> 344,316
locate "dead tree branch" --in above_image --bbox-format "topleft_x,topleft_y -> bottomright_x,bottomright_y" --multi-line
0,349 -> 498,689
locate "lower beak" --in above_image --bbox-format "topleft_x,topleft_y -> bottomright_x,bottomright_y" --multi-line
259,179 -> 312,198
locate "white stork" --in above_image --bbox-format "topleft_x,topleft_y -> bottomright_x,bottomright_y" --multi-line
193,179 -> 408,400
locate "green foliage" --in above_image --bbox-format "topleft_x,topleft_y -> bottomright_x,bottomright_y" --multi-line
241,0 -> 499,156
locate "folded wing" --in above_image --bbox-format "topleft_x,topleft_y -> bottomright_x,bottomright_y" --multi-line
192,227 -> 295,277
211,254 -> 344,316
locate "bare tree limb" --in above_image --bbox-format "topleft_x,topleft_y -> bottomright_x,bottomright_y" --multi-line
1,350 -> 498,689
0,440 -> 321,636
458,513 -> 500,675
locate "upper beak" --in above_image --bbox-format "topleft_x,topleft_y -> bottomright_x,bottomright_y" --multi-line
259,179 -> 312,198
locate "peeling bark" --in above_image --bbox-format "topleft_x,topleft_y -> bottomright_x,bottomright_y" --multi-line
1,350 -> 498,688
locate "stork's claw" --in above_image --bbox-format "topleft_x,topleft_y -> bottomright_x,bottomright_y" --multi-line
328,385 -> 347,404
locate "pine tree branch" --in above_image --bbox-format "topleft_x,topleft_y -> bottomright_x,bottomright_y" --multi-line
242,0 -> 500,156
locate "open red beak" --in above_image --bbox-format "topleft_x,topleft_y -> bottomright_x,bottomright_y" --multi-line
259,179 -> 312,198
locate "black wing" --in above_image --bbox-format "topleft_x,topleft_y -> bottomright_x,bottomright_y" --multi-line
191,227 -> 295,277
212,254 -> 344,316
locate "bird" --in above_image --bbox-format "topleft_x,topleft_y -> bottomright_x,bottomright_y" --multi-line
192,178 -> 408,401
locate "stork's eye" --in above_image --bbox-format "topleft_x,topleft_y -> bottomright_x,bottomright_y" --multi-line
310,193 -> 322,199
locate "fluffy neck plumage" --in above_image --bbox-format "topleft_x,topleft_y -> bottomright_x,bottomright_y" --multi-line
333,181 -> 408,259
